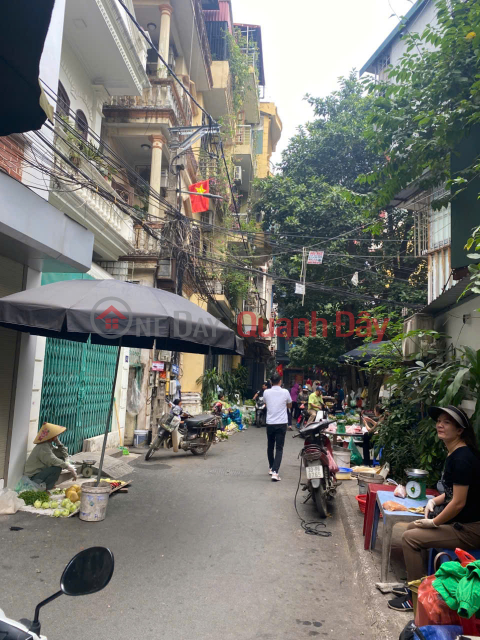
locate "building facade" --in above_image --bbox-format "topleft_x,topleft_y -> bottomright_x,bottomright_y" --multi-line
360,0 -> 480,355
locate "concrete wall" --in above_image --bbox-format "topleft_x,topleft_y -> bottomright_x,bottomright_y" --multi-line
22,0 -> 66,200
181,294 -> 207,393
59,41 -> 102,136
7,268 -> 42,488
389,1 -> 437,68
434,296 -> 480,352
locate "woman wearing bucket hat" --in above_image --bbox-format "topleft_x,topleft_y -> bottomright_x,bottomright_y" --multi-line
390,405 -> 480,611
24,423 -> 77,490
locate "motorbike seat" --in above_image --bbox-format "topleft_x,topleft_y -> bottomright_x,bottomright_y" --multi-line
299,419 -> 330,435
185,413 -> 215,429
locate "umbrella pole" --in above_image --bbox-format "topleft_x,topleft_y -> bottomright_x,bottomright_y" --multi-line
96,341 -> 123,486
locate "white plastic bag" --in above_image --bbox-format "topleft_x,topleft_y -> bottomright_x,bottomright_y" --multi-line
127,378 -> 142,415
394,484 -> 407,499
0,489 -> 25,514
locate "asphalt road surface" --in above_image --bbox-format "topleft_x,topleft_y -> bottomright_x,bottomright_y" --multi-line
1,427 -> 370,640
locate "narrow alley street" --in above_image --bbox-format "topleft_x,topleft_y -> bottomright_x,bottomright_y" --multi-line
1,428 -> 371,640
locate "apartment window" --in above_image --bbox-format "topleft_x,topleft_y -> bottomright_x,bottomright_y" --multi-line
429,186 -> 451,250
75,109 -> 88,141
375,54 -> 391,75
57,82 -> 70,117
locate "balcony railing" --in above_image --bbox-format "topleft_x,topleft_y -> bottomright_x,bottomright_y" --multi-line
244,296 -> 267,319
53,129 -> 135,247
107,78 -> 193,127
206,280 -> 225,295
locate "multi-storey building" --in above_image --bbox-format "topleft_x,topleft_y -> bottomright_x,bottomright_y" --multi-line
0,1 -> 95,486
0,0 -> 282,473
360,0 -> 480,360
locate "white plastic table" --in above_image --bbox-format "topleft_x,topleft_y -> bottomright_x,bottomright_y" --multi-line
371,490 -> 429,581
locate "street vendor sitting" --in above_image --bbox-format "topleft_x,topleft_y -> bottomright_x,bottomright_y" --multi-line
362,404 -> 385,466
24,422 -> 77,490
388,405 -> 480,612
307,387 -> 324,424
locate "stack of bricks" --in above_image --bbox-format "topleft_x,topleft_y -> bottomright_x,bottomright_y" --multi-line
0,136 -> 24,181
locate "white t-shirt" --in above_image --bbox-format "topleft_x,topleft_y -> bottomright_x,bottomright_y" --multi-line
263,386 -> 292,425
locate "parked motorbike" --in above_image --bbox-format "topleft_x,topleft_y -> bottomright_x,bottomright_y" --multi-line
145,409 -> 219,460
297,406 -> 327,429
0,546 -> 113,640
255,397 -> 266,428
293,418 -> 338,518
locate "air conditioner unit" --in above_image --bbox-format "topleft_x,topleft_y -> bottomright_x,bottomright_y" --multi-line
402,313 -> 434,357
234,165 -> 242,183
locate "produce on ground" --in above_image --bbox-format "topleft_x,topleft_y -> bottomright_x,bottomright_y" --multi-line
18,490 -> 50,506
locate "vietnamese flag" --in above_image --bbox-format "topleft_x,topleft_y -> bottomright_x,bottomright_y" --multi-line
189,179 -> 210,213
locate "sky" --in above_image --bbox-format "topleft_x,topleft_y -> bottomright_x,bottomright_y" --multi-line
233,0 -> 413,165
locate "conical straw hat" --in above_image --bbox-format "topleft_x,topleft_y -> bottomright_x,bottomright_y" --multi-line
34,422 -> 66,444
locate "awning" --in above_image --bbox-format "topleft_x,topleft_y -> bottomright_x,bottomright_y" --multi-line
420,277 -> 474,315
338,341 -> 392,363
0,0 -> 55,135
0,172 -> 94,273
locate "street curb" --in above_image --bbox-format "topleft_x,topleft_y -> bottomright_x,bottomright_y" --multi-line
336,488 -> 400,640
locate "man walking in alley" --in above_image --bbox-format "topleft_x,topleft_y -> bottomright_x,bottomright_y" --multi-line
263,373 -> 292,482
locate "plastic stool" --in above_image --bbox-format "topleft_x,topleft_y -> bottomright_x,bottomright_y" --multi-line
427,547 -> 480,575
372,447 -> 384,467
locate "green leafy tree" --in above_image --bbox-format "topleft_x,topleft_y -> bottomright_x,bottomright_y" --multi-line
253,74 -> 427,372
361,0 -> 480,208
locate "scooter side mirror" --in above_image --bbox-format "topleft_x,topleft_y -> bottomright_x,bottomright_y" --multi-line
29,547 -> 114,635
61,547 -> 114,596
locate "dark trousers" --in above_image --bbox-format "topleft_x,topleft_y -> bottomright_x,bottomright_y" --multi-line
30,466 -> 62,490
362,432 -> 372,466
267,423 -> 287,473
292,401 -> 300,420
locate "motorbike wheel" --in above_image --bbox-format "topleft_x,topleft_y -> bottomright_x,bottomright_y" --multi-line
313,483 -> 328,519
191,441 -> 212,455
145,436 -> 160,461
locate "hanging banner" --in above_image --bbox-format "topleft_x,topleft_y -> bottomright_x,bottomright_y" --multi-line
295,282 -> 305,295
151,361 -> 165,371
307,251 -> 324,265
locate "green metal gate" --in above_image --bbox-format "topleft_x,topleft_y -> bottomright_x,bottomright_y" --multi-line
38,337 -> 118,454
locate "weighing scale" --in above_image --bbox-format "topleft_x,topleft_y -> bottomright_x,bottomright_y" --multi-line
405,468 -> 428,500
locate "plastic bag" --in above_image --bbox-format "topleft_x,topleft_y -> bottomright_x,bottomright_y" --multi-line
14,475 -> 46,493
416,626 -> 462,640
127,378 -> 142,415
327,448 -> 339,474
416,575 -> 461,627
0,489 -> 25,515
394,484 -> 407,498
348,437 -> 363,466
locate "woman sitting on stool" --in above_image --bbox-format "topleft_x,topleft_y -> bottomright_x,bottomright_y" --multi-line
24,422 -> 77,490
388,405 -> 480,612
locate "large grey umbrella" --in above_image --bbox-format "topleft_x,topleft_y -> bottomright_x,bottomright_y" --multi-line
338,341 -> 391,363
0,279 -> 243,483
